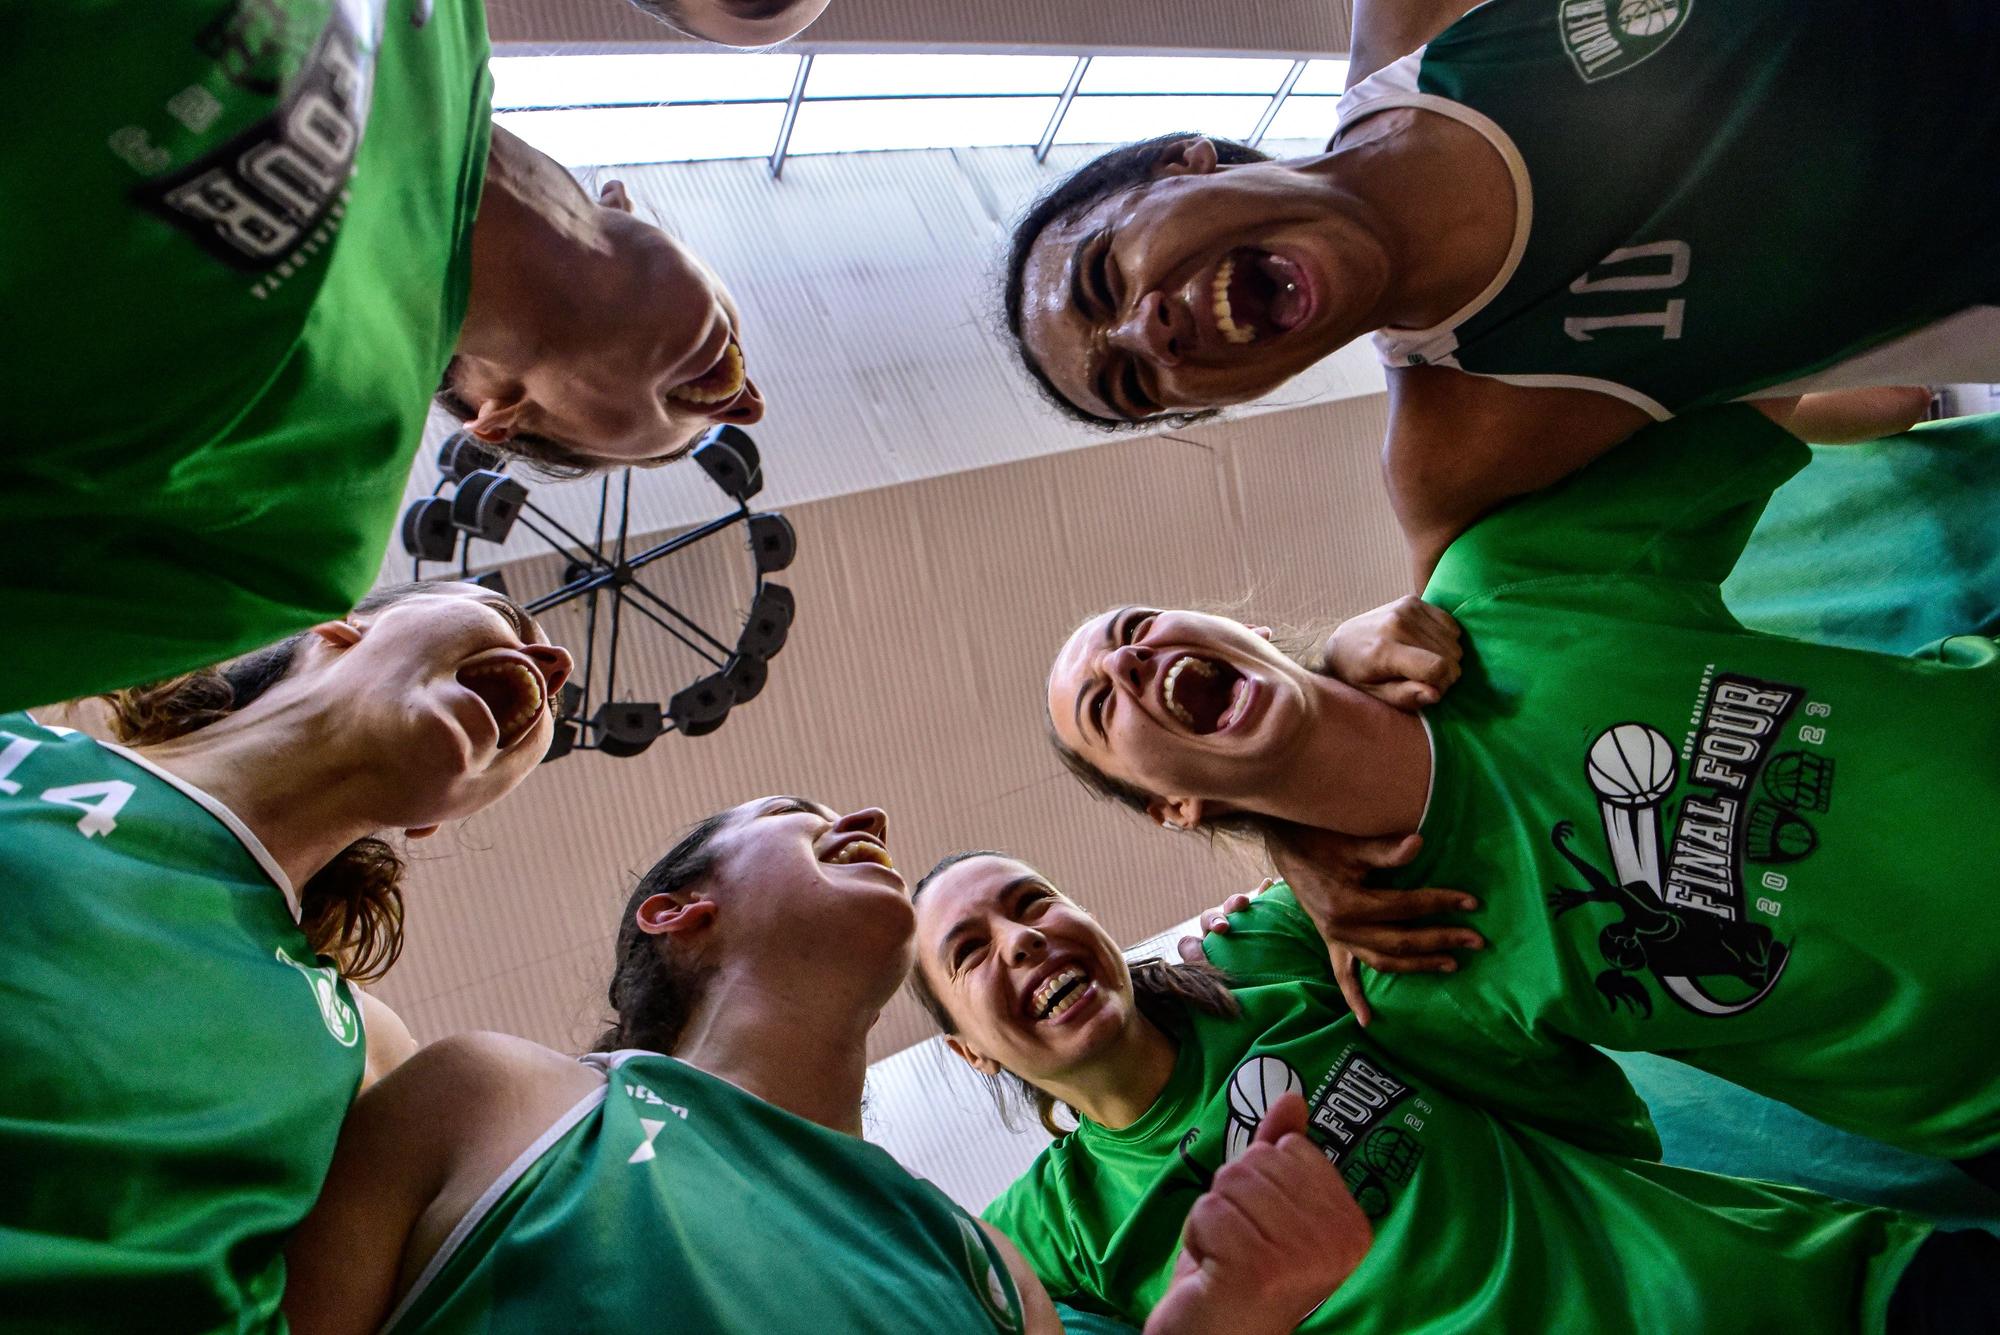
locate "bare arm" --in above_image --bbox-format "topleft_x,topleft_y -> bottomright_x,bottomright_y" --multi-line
1346,0 -> 1485,87
978,1221 -> 1069,1335
1755,386 -> 1933,444
284,1033 -> 596,1335
1384,365 -> 1654,584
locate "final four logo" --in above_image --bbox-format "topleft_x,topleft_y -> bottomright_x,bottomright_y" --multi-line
1546,673 -> 1834,1019
1558,0 -> 1692,83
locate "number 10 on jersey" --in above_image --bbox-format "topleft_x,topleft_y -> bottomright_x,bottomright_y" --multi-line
1564,241 -> 1690,342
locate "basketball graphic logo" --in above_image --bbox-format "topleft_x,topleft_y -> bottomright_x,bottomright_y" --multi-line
1223,1056 -> 1304,1162
1616,0 -> 1680,36
1586,723 -> 1677,807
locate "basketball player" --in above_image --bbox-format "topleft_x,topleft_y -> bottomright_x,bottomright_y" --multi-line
0,582 -> 571,1329
1002,0 -> 2000,572
1043,407 -> 2000,1186
912,852 -> 1999,1332
2,0 -> 812,712
282,799 -> 1361,1334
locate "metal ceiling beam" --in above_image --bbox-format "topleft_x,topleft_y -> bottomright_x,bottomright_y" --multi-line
769,54 -> 813,178
1033,56 -> 1089,163
1247,59 -> 1308,148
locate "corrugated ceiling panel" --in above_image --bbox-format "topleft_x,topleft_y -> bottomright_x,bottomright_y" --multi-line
390,143 -> 1386,579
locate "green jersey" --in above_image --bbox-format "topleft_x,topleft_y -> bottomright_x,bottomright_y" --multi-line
1343,0 -> 2000,417
0,712 -> 365,1331
0,0 -> 492,711
985,890 -> 1929,1333
1372,408 -> 2000,1159
388,1049 -> 1028,1334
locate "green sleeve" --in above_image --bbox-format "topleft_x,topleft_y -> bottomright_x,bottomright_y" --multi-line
1425,406 -> 1811,610
982,1151 -> 1089,1305
1198,886 -> 1334,985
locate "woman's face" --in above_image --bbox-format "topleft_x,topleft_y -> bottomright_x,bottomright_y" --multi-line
300,583 -> 573,828
1017,138 -> 1373,424
456,176 -> 766,466
1046,607 -> 1311,824
696,797 -> 914,989
916,855 -> 1138,1086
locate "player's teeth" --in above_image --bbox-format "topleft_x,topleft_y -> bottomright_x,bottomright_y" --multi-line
1033,965 -> 1085,1018
666,340 -> 745,406
1210,256 -> 1255,345
830,840 -> 895,869
1163,657 -> 1216,729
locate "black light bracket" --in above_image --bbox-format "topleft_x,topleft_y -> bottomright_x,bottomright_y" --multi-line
400,425 -> 795,760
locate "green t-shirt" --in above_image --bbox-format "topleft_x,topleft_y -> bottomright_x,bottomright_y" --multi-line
1344,0 -> 2000,416
0,712 -> 365,1331
1375,407 -> 2000,1159
0,0 -> 492,711
985,890 -> 1928,1333
388,1050 -> 1029,1334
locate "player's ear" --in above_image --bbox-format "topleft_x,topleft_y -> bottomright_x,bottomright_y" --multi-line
308,620 -> 364,651
1146,795 -> 1208,832
943,1035 -> 1003,1077
635,892 -> 718,939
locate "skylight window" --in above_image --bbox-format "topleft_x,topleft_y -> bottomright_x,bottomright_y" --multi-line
489,51 -> 1346,171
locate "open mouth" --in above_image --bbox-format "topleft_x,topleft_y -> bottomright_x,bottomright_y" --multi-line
456,656 -> 548,750
665,335 -> 746,406
1162,653 -> 1250,734
823,835 -> 897,872
1030,963 -> 1092,1023
1210,248 -> 1312,346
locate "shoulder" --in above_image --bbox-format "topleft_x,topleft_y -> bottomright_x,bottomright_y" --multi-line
359,1032 -> 600,1153
356,990 -> 419,1093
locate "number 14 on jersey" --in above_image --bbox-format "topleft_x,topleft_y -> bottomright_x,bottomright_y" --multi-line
0,732 -> 135,837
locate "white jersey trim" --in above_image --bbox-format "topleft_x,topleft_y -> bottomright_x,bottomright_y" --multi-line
1454,368 -> 1672,421
94,740 -> 301,921
1416,713 -> 1438,831
382,1079 -> 610,1333
1338,48 -> 1535,372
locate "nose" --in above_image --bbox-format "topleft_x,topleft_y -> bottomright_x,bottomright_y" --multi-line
714,377 -> 765,426
1003,921 -> 1048,967
1106,642 -> 1154,696
1106,291 -> 1185,366
523,643 -> 574,697
834,807 -> 889,842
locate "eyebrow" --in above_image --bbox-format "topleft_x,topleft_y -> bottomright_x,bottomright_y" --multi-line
759,795 -> 834,821
939,874 -> 1047,964
482,596 -> 540,644
1071,606 -> 1136,743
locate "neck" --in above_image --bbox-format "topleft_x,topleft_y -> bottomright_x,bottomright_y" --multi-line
1040,1011 -> 1181,1132
453,125 -> 605,369
1318,111 -> 1518,332
134,702 -> 386,892
1257,676 -> 1433,836
671,962 -> 883,1136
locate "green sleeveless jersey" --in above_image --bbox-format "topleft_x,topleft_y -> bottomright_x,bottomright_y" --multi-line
0,712 -> 365,1331
985,890 -> 1929,1333
1343,0 -> 2000,418
1372,408 -> 2000,1158
387,1050 -> 1028,1334
0,0 -> 491,711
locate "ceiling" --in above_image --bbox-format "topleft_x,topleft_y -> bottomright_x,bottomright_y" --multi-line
376,392 -> 1408,1060
374,3 -> 1406,1064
